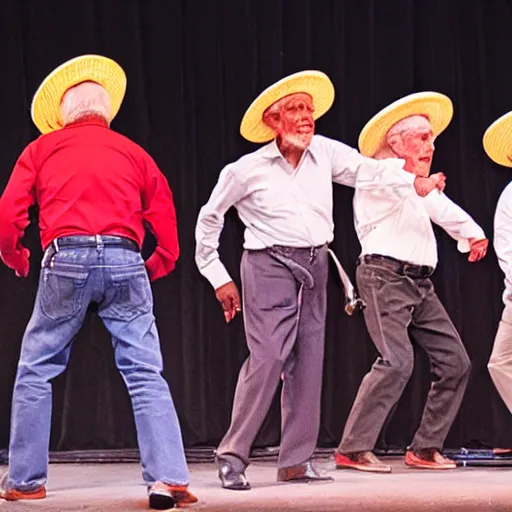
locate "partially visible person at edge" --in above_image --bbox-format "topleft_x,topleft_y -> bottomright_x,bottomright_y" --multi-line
0,54 -> 197,510
334,92 -> 488,474
483,110 -> 512,455
195,71 -> 450,490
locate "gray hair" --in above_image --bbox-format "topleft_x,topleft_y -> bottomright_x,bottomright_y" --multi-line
387,114 -> 431,139
60,82 -> 112,125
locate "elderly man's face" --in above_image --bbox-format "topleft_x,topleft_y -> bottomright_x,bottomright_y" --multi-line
386,115 -> 435,177
264,93 -> 315,150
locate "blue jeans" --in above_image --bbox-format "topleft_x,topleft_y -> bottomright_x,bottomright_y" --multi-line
5,236 -> 189,491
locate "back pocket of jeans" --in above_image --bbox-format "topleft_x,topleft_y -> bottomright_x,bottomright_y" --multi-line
102,272 -> 153,322
40,269 -> 88,321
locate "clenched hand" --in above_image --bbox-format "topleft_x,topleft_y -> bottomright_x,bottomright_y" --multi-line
215,281 -> 242,323
414,173 -> 446,197
468,238 -> 488,262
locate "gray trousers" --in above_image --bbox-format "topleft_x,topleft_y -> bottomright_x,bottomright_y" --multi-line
338,258 -> 471,454
217,245 -> 328,471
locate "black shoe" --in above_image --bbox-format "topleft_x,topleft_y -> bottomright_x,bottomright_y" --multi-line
148,484 -> 175,510
277,460 -> 333,483
218,462 -> 251,490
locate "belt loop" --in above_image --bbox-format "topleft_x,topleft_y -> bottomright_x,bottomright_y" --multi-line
309,246 -> 317,264
95,234 -> 103,249
53,239 -> 60,252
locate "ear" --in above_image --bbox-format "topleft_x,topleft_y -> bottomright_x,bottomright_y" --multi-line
386,133 -> 403,154
262,110 -> 281,131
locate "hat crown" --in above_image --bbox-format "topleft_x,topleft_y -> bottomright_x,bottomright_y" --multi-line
31,54 -> 126,134
358,92 -> 453,157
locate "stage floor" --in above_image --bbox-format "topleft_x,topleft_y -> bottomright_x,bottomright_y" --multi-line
2,457 -> 511,511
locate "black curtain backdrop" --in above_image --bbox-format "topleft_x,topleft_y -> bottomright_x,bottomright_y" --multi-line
1,0 -> 512,455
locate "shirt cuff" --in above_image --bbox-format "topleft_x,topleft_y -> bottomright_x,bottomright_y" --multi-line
199,259 -> 233,290
380,158 -> 416,184
456,226 -> 486,253
0,249 -> 29,276
398,169 -> 416,184
145,250 -> 176,281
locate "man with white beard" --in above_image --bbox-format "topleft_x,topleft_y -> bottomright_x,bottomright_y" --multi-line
195,73 -> 451,489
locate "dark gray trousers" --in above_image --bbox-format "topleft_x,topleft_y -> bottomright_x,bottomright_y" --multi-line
217,245 -> 328,471
338,259 -> 471,453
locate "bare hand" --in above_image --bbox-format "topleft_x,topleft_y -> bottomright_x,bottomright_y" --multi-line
215,281 -> 242,323
414,173 -> 446,196
430,172 -> 446,192
468,238 -> 488,262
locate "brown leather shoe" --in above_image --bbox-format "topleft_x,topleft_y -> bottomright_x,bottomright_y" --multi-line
277,460 -> 333,483
335,450 -> 392,473
0,485 -> 46,501
405,448 -> 457,470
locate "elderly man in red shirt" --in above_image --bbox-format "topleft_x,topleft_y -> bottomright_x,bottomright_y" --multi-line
0,55 -> 196,510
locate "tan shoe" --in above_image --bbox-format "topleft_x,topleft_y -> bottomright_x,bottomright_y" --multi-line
335,450 -> 392,473
405,448 -> 457,469
0,485 -> 46,501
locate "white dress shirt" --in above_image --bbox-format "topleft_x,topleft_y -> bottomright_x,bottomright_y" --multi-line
354,158 -> 486,268
195,135 -> 418,289
494,182 -> 512,306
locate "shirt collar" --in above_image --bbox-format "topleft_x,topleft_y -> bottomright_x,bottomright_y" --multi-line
261,137 -> 318,163
63,115 -> 110,129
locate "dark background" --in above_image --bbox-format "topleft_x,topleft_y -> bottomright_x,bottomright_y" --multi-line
0,0 -> 511,455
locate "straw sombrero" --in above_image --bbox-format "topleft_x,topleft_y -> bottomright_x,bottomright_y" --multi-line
240,70 -> 335,143
31,54 -> 126,134
358,92 -> 453,157
483,111 -> 512,168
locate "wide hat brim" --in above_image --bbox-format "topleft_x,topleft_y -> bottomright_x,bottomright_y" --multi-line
483,111 -> 512,168
31,54 -> 127,134
239,70 -> 335,143
358,92 -> 454,157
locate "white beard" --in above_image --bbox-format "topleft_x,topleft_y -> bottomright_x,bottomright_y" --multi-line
282,133 -> 311,151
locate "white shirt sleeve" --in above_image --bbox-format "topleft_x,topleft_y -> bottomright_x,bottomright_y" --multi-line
494,184 -> 512,297
326,138 -> 416,192
422,189 -> 486,252
195,166 -> 247,289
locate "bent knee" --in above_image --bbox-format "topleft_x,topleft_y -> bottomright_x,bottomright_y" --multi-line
377,356 -> 414,383
445,350 -> 471,381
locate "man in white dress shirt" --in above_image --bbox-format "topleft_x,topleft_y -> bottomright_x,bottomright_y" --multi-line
334,92 -> 488,473
195,73 -> 447,489
483,111 -> 512,431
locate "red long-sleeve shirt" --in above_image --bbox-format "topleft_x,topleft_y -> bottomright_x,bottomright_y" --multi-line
0,117 -> 179,281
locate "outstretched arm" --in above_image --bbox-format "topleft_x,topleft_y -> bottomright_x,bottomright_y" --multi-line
424,189 -> 488,262
328,137 -> 442,197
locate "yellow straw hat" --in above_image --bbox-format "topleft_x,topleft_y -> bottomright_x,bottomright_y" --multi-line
240,70 -> 335,143
31,54 -> 127,134
483,111 -> 512,168
358,92 -> 453,157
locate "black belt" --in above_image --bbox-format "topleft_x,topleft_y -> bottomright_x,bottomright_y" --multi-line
50,235 -> 139,252
358,254 -> 434,279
